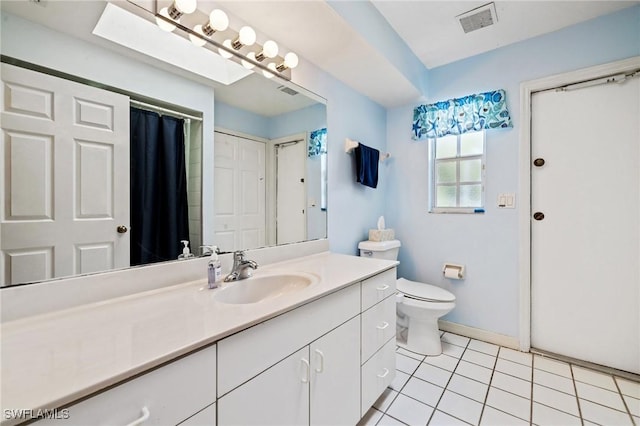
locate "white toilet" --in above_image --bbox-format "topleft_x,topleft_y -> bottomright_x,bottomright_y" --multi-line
358,239 -> 456,356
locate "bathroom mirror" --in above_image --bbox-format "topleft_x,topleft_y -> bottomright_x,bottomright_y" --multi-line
0,1 -> 327,287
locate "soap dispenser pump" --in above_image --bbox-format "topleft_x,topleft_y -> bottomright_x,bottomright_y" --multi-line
208,246 -> 222,289
178,240 -> 195,260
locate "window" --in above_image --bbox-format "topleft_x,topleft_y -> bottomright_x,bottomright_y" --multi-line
429,131 -> 485,212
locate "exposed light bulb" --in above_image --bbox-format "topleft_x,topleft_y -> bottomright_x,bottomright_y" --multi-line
156,7 -> 177,32
209,9 -> 229,32
255,40 -> 278,62
284,52 -> 299,69
232,26 -> 256,49
175,0 -> 197,14
219,39 -> 234,59
263,62 -> 277,79
242,52 -> 256,70
276,52 -> 299,72
189,25 -> 207,47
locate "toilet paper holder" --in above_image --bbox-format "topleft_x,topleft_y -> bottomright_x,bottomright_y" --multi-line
443,263 -> 465,279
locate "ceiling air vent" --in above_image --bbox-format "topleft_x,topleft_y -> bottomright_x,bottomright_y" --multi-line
456,2 -> 497,33
278,85 -> 299,96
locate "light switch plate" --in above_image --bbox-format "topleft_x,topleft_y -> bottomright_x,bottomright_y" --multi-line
498,193 -> 516,208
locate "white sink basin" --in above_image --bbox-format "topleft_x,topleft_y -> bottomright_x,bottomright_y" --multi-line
214,272 -> 318,305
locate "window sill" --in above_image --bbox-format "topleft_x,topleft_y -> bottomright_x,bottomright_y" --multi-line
429,208 -> 485,214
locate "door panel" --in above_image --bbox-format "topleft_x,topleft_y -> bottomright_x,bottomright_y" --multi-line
1,63 -> 130,286
531,77 -> 640,374
276,140 -> 306,244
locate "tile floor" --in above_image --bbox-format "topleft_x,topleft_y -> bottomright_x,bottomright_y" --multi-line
359,332 -> 640,426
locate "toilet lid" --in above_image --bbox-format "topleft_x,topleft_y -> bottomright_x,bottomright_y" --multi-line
397,278 -> 456,302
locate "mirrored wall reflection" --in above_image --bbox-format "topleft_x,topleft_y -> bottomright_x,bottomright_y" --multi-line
0,1 -> 327,287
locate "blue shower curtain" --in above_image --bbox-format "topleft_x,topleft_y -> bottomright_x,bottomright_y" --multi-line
130,107 -> 190,266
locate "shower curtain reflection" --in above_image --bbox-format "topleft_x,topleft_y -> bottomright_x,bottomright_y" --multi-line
130,107 -> 190,266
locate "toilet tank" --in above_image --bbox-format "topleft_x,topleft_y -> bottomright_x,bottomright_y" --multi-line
358,240 -> 401,260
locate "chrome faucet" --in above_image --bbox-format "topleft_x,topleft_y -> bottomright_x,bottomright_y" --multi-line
224,251 -> 258,282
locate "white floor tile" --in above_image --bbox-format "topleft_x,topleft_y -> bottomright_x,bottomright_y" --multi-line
498,347 -> 532,367
578,399 -> 633,426
532,383 -> 579,416
396,353 -> 421,375
442,342 -> 465,358
532,402 -> 582,426
486,386 -> 531,422
386,393 -> 434,426
480,406 -> 528,426
401,376 -> 444,407
397,347 -> 425,362
623,394 -> 640,417
575,381 -> 627,412
616,377 -> 640,399
357,408 -> 383,426
374,388 -> 398,412
390,370 -> 411,392
467,339 -> 499,357
461,349 -> 496,369
491,371 -> 531,399
424,354 -> 460,372
533,369 -> 576,395
437,390 -> 484,425
429,410 -> 470,426
572,366 -> 617,391
495,358 -> 532,381
447,374 -> 489,403
441,333 -> 470,348
377,414 -> 407,426
414,362 -> 454,387
533,355 -> 572,378
455,360 -> 493,384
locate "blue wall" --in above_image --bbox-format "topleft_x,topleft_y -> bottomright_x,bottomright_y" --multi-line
385,6 -> 640,338
269,103 -> 327,140
214,102 -> 271,138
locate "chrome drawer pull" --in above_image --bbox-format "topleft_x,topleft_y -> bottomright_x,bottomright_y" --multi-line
377,368 -> 390,379
376,321 -> 389,330
125,407 -> 150,426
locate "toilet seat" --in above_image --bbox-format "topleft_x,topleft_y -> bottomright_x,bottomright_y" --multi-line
397,278 -> 455,303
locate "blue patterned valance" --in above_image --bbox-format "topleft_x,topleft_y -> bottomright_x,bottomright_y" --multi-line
308,128 -> 327,157
412,89 -> 512,140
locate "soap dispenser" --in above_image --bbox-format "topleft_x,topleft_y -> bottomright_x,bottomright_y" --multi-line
178,240 -> 195,260
208,246 -> 222,289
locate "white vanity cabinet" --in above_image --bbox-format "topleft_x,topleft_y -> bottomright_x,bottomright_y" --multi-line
35,344 -> 217,426
360,269 -> 397,416
217,284 -> 361,426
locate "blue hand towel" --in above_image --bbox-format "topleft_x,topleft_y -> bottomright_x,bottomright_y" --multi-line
355,144 -> 380,188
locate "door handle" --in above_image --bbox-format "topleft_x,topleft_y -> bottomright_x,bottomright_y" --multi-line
533,158 -> 546,167
301,358 -> 310,383
314,349 -> 324,373
533,212 -> 545,221
117,225 -> 128,233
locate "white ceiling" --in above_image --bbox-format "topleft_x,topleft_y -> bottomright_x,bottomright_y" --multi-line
219,1 -> 639,107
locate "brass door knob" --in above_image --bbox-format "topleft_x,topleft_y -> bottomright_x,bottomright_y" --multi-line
117,225 -> 128,233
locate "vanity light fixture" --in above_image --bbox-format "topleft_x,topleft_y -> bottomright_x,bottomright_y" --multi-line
255,40 -> 278,62
232,26 -> 257,50
276,52 -> 299,72
189,9 -> 229,46
241,52 -> 257,70
262,63 -> 278,79
167,0 -> 197,19
156,7 -> 177,32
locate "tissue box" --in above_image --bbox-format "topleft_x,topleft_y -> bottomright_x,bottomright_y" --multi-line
369,229 -> 395,242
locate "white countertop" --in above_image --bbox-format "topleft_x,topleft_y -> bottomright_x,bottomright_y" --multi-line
0,252 -> 397,417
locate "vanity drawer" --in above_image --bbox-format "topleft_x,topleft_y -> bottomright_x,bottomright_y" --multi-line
361,268 -> 396,311
36,345 -> 216,426
361,338 -> 396,417
361,294 -> 396,363
218,283 -> 360,397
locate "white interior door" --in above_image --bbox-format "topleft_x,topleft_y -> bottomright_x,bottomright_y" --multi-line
213,131 -> 265,252
531,76 -> 640,374
1,63 -> 130,286
276,139 -> 306,245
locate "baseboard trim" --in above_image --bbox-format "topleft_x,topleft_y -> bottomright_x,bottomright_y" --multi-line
438,320 -> 520,351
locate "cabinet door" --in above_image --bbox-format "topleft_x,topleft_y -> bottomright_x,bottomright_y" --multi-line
310,317 -> 360,426
218,347 -> 310,426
